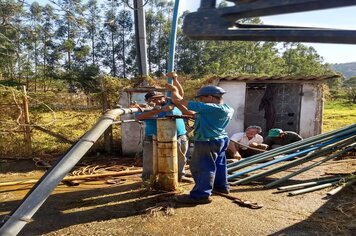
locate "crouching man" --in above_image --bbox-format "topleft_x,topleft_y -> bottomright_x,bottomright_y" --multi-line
227,126 -> 268,160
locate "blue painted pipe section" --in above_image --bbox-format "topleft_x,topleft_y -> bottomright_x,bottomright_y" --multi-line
227,124 -> 356,169
228,134 -> 354,180
166,0 -> 180,102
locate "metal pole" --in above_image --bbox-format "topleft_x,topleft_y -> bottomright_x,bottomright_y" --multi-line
277,177 -> 343,191
166,0 -> 180,101
0,107 -> 146,236
288,180 -> 341,196
232,136 -> 356,185
228,134 -> 354,181
156,118 -> 178,191
134,0 -> 148,76
227,124 -> 356,168
266,144 -> 356,188
327,177 -> 356,196
227,125 -> 356,172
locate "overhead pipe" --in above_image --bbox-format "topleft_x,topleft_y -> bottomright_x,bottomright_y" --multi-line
227,125 -> 356,172
0,107 -> 149,236
228,134 -> 355,181
266,144 -> 356,188
227,124 -> 356,169
232,136 -> 356,185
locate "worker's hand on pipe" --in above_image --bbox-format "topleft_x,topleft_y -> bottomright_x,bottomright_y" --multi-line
166,71 -> 178,79
161,105 -> 174,112
233,153 -> 242,160
165,83 -> 177,92
250,142 -> 258,147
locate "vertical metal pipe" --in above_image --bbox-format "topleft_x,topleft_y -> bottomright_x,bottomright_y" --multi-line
156,118 -> 178,191
200,0 -> 216,9
166,0 -> 180,101
0,108 -> 144,236
152,135 -> 157,176
134,0 -> 148,76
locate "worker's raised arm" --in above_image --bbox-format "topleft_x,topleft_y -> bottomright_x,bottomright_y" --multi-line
165,83 -> 189,107
167,71 -> 184,97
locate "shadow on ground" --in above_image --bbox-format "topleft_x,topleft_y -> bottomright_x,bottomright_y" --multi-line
1,181 -> 184,236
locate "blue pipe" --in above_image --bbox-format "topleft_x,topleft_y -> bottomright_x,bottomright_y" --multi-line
228,134 -> 354,180
227,127 -> 356,173
166,0 -> 180,101
227,124 -> 356,169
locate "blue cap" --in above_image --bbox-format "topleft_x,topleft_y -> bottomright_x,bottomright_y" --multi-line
196,85 -> 226,98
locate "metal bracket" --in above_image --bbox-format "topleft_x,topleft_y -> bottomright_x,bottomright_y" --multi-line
183,0 -> 356,44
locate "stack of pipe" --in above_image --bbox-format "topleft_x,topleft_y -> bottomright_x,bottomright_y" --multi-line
227,124 -> 356,187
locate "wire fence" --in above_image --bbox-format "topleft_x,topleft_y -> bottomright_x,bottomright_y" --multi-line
0,85 -> 117,159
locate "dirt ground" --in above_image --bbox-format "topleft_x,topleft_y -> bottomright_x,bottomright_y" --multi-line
0,156 -> 355,236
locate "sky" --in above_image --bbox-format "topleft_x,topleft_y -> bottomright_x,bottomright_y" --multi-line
180,1 -> 356,64
27,0 -> 356,64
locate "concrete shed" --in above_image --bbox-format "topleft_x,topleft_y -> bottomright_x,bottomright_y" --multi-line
214,74 -> 339,138
119,75 -> 339,155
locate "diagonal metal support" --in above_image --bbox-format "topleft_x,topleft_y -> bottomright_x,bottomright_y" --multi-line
184,0 -> 356,44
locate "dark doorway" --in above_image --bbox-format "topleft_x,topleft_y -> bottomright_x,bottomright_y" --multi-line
245,83 -> 302,136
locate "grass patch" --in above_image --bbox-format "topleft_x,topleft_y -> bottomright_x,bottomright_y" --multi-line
323,100 -> 356,132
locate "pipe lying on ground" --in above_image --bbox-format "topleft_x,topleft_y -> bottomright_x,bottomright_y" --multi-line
327,176 -> 356,196
288,180 -> 342,196
0,169 -> 143,187
231,136 -> 355,185
228,125 -> 356,173
0,107 -> 148,236
228,134 -> 355,181
227,124 -> 356,170
277,177 -> 343,191
266,144 -> 356,188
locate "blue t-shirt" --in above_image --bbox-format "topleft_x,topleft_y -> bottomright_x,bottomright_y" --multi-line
188,101 -> 234,141
136,107 -> 187,137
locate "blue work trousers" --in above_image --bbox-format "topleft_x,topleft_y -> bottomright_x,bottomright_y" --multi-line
189,137 -> 229,199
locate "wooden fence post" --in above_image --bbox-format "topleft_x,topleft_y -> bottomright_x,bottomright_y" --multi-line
22,86 -> 32,156
101,81 -> 113,153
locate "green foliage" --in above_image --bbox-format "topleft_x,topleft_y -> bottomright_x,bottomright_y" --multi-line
323,100 -> 356,132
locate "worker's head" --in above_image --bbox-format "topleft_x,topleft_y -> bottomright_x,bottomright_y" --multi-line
195,85 -> 226,104
245,126 -> 262,139
268,128 -> 284,138
145,91 -> 166,105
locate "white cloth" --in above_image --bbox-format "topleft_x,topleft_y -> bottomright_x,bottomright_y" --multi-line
230,132 -> 263,150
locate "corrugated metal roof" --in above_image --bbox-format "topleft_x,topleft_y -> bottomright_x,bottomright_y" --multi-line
216,74 -> 340,82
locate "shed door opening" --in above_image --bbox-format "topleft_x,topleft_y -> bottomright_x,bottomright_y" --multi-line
244,83 -> 302,136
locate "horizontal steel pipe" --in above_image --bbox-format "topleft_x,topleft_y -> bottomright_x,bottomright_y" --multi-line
327,177 -> 356,196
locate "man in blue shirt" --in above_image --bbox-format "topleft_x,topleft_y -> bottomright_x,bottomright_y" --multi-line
136,76 -> 188,182
166,82 -> 234,204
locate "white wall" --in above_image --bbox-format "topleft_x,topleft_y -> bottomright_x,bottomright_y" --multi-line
119,92 -> 144,156
218,81 -> 246,137
299,83 -> 322,138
